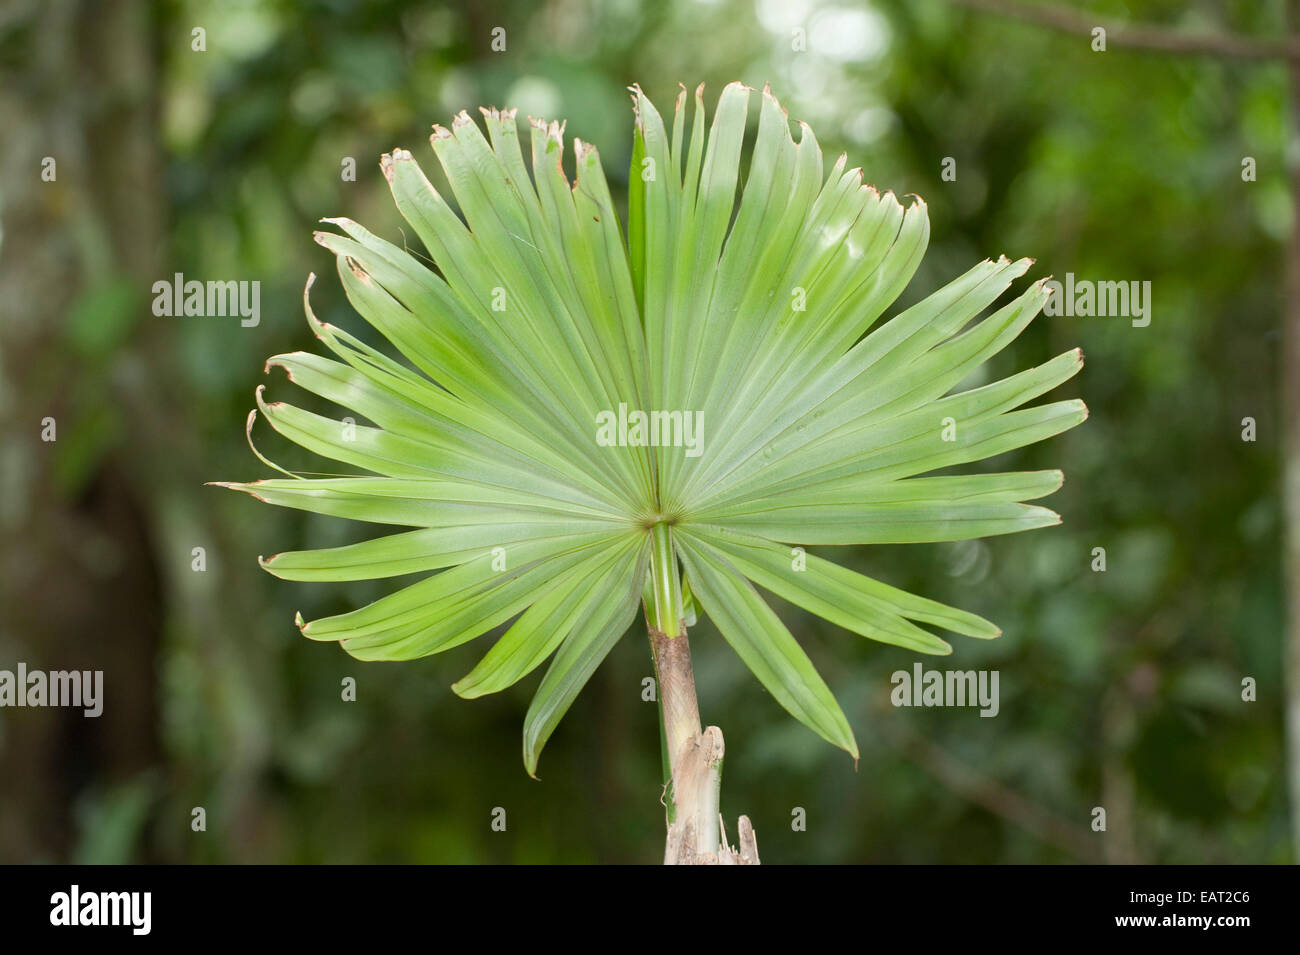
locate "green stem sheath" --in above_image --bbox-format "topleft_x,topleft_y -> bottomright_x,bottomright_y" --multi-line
649,522 -> 680,635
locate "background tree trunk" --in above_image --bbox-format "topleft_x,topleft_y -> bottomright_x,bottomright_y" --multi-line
0,0 -> 167,861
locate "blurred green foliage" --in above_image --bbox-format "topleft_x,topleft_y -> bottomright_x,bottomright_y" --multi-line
1,0 -> 1290,863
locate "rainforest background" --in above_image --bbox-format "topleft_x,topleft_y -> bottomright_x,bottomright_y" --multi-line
0,0 -> 1291,864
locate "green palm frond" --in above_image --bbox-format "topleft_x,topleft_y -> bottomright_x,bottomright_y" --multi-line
217,83 -> 1085,774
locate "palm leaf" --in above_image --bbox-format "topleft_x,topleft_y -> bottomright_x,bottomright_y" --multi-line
217,83 -> 1084,770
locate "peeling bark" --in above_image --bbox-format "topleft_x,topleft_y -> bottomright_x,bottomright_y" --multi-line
650,625 -> 759,865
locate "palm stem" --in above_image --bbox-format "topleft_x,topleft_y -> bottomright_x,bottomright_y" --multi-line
647,522 -> 742,862
648,524 -> 700,762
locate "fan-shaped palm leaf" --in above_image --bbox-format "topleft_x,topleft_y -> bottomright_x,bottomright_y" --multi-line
217,82 -> 1085,778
